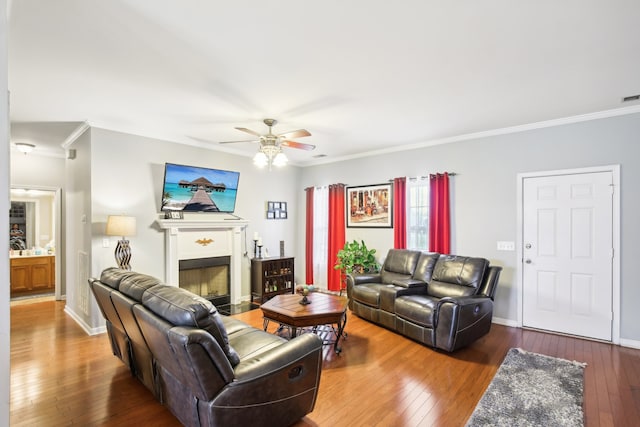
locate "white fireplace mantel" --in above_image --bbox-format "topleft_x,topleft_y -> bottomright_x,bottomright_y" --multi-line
155,217 -> 249,304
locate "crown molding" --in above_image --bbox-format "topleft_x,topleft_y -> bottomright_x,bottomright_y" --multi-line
61,121 -> 90,149
302,104 -> 640,167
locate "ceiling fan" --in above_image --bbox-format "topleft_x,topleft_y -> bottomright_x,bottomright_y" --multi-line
219,118 -> 315,169
220,118 -> 315,151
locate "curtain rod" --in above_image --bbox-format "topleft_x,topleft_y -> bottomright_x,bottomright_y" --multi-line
307,183 -> 349,190
389,173 -> 457,182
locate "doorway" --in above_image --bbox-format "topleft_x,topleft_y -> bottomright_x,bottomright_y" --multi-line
517,166 -> 620,343
9,186 -> 62,301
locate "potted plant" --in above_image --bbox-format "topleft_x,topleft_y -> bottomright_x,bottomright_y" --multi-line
334,240 -> 379,287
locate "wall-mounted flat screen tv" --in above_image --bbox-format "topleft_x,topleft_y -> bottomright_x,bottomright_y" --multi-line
161,163 -> 240,213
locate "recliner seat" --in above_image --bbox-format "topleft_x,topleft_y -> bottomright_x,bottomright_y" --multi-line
89,268 -> 323,427
347,250 -> 502,352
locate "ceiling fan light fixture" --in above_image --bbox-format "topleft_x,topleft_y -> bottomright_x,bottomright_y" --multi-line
224,119 -> 314,170
273,152 -> 288,167
253,151 -> 269,168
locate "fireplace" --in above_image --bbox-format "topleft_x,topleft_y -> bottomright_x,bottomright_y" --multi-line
179,256 -> 230,306
155,217 -> 249,305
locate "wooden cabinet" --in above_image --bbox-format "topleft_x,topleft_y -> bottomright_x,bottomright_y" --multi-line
10,255 -> 55,297
251,257 -> 295,303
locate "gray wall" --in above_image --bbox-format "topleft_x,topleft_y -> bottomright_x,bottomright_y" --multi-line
10,152 -> 65,187
298,112 -> 640,343
63,130 -> 94,329
87,128 -> 301,309
7,126 -> 304,333
8,112 -> 640,345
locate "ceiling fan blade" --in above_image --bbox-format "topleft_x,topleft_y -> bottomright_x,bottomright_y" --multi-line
282,140 -> 316,151
218,139 -> 259,144
235,127 -> 262,137
278,129 -> 311,139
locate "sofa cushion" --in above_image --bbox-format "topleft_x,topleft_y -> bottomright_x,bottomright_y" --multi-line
99,267 -> 137,290
227,328 -> 286,360
383,249 -> 422,274
428,256 -> 488,299
221,316 -> 254,336
352,283 -> 389,308
412,252 -> 440,282
119,273 -> 164,302
141,286 -> 240,366
395,295 -> 439,328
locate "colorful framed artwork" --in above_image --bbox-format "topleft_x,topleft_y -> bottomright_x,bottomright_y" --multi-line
346,183 -> 392,228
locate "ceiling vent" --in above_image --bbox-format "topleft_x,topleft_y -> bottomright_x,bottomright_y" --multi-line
622,94 -> 640,102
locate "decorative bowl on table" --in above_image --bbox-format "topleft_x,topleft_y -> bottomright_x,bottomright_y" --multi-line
296,284 -> 315,305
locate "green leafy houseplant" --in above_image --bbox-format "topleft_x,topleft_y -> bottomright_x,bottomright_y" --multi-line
334,240 -> 379,283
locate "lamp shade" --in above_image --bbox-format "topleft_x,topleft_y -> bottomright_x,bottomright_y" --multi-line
105,215 -> 137,237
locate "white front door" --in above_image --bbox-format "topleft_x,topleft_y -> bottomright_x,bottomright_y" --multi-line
522,171 -> 613,341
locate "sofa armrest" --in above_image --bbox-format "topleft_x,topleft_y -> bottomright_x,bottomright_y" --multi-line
347,272 -> 382,286
391,278 -> 426,288
346,273 -> 382,304
395,284 -> 429,297
433,296 -> 494,352
233,333 -> 323,383
205,333 -> 323,426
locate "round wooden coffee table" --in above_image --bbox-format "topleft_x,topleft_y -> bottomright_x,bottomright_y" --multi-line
261,292 -> 348,353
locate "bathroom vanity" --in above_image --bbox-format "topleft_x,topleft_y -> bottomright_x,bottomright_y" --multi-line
10,254 -> 55,297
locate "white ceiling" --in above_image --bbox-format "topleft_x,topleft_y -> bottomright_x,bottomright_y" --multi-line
8,1 -> 640,164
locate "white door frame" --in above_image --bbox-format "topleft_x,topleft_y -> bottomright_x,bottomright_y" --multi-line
516,165 -> 620,344
10,185 -> 63,301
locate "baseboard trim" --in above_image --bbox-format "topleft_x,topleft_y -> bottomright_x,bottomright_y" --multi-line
64,306 -> 106,335
492,317 -> 519,328
619,338 -> 640,350
493,317 -> 640,349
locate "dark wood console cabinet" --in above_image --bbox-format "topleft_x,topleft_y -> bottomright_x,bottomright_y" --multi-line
251,256 -> 295,303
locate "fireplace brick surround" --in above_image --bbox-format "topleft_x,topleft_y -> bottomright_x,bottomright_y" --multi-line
155,218 -> 249,305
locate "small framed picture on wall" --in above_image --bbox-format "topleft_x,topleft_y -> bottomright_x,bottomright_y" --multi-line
266,201 -> 288,220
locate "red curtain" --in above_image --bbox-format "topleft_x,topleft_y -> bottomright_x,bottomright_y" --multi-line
327,184 -> 346,292
305,187 -> 314,285
429,173 -> 451,254
393,177 -> 407,249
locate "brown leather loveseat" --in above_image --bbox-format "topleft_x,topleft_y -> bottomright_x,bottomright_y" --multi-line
90,268 -> 323,427
346,249 -> 502,352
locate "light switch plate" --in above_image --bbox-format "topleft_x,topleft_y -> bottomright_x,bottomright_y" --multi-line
497,241 -> 515,251
102,238 -> 110,248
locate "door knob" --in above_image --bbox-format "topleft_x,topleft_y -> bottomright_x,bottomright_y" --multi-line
525,243 -> 532,249
525,259 -> 532,264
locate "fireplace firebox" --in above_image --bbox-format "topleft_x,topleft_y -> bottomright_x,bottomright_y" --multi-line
178,256 -> 230,306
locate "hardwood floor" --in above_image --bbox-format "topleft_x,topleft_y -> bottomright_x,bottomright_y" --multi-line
10,300 -> 640,426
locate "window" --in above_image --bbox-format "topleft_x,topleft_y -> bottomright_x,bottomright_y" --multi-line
407,178 -> 429,250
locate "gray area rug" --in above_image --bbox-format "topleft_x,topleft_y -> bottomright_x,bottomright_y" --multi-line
466,347 -> 586,427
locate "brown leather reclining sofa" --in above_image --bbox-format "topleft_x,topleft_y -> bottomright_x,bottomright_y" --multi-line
89,267 -> 323,427
346,249 -> 502,352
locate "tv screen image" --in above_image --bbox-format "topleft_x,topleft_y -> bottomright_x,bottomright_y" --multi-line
161,163 -> 240,213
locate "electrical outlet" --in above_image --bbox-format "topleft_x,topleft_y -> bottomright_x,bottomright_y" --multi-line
497,241 -> 515,251
103,238 -> 110,248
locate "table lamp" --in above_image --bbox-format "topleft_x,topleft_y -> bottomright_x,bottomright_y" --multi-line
105,215 -> 137,270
